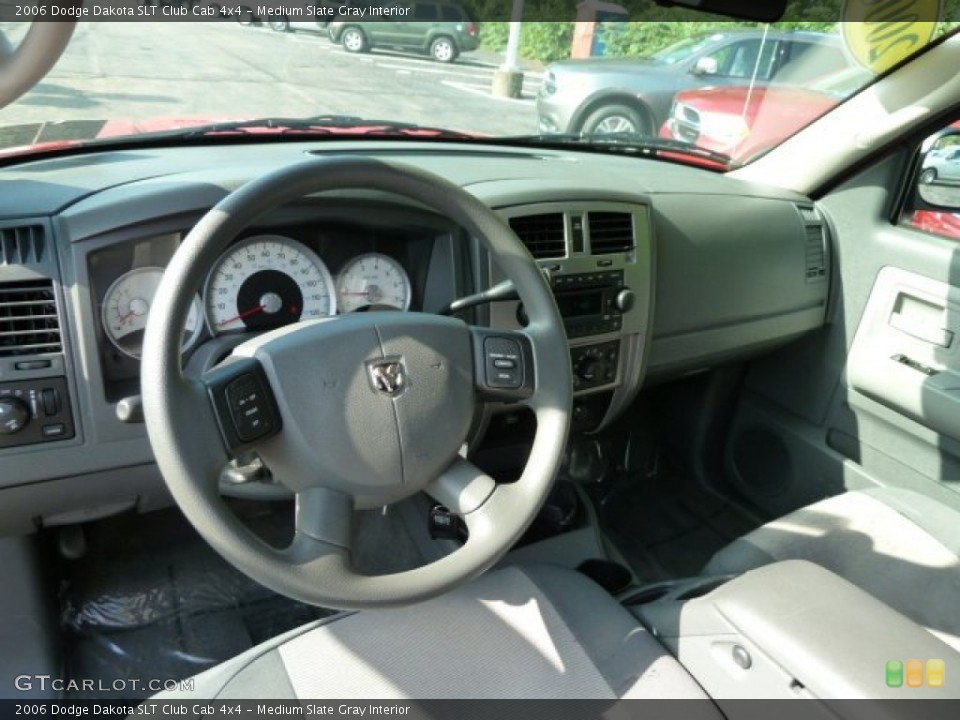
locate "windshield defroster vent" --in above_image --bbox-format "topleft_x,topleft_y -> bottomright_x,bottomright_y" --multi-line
0,279 -> 63,357
509,213 -> 566,259
1,224 -> 47,265
588,212 -> 635,254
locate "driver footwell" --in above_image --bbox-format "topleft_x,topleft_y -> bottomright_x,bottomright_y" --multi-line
54,495 -> 452,700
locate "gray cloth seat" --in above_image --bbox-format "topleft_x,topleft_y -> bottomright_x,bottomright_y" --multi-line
156,564 -> 716,701
705,486 -> 960,650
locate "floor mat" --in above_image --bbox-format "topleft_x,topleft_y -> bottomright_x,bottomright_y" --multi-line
56,496 -> 451,700
594,466 -> 760,582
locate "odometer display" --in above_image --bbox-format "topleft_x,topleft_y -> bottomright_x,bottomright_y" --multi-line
204,235 -> 336,334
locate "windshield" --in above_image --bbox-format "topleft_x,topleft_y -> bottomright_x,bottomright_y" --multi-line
649,35 -> 720,65
0,16 -> 956,167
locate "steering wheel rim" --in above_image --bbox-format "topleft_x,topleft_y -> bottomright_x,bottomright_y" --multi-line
0,21 -> 77,110
141,157 -> 572,609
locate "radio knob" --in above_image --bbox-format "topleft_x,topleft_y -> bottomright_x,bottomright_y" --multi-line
576,357 -> 607,383
615,289 -> 635,312
0,397 -> 30,435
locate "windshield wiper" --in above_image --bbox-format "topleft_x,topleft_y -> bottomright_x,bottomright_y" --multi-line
504,133 -> 733,168
174,115 -> 475,140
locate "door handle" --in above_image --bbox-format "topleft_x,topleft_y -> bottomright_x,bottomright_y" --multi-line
890,312 -> 954,348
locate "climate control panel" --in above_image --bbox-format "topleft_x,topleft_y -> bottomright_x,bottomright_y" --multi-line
0,377 -> 74,449
571,340 -> 620,392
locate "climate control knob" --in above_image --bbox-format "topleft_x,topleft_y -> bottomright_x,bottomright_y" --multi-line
576,358 -> 607,383
0,397 -> 30,435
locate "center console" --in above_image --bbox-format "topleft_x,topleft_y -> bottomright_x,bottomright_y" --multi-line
628,560 -> 960,701
489,202 -> 654,432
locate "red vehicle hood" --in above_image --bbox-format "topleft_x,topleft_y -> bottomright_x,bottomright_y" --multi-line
667,85 -> 841,162
0,116 -> 479,160
675,85 -> 838,124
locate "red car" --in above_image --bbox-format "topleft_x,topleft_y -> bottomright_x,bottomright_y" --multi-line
661,68 -> 869,163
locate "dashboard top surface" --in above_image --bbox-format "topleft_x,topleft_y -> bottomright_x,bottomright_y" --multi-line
0,140 -> 806,221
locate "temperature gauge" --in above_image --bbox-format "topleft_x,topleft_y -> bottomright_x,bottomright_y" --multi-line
336,253 -> 411,313
102,267 -> 203,358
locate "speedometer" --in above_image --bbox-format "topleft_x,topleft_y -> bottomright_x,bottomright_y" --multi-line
336,253 -> 411,313
204,235 -> 336,334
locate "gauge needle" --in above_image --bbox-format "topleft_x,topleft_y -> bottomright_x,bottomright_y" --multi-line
118,310 -> 136,326
217,304 -> 265,328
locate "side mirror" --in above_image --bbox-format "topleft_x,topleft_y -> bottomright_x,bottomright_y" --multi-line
692,56 -> 719,76
917,132 -> 960,210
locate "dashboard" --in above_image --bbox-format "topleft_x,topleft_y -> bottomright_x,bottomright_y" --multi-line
0,140 -> 829,535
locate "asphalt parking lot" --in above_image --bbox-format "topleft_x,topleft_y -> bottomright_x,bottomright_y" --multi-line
0,21 -> 541,138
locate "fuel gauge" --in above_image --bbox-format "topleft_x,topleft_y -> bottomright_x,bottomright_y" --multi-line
102,267 -> 202,358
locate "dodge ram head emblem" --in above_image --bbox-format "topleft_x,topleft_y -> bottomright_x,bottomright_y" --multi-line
367,358 -> 406,397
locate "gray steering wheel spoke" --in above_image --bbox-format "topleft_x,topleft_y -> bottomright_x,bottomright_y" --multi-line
285,487 -> 354,563
426,457 -> 496,516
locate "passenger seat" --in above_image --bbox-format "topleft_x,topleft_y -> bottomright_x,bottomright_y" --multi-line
704,487 -> 960,650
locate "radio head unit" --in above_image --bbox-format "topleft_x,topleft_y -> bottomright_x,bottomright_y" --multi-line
553,270 -> 635,339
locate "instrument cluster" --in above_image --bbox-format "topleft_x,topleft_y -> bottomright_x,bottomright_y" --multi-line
93,222 -> 426,376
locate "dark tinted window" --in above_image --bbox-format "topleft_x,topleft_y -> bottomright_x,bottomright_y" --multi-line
414,3 -> 439,20
440,5 -> 465,21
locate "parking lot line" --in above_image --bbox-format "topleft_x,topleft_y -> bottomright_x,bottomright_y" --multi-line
441,80 -> 535,104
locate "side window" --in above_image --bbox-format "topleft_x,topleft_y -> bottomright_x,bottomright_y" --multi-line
706,40 -> 781,80
902,121 -> 960,240
414,3 -> 439,20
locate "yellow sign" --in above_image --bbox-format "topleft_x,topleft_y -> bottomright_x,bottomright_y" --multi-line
841,0 -> 943,74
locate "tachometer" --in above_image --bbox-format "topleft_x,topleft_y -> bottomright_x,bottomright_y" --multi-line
204,235 -> 336,334
102,267 -> 202,358
336,253 -> 411,313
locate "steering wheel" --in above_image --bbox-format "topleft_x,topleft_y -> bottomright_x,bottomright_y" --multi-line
141,158 -> 572,609
0,22 -> 77,110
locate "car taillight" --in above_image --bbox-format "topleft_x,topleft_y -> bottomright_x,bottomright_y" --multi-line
467,23 -> 478,36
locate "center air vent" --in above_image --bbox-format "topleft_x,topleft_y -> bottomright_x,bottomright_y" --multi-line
588,212 -> 635,254
509,213 -> 566,259
0,279 -> 62,357
1,224 -> 46,265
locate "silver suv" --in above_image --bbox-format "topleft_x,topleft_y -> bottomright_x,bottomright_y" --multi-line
537,29 -> 852,137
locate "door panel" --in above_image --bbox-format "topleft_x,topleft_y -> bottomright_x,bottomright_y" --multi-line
719,146 -> 960,520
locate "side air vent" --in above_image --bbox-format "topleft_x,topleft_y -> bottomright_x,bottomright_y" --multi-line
509,213 -> 566,259
588,212 -> 635,254
0,279 -> 62,357
798,205 -> 828,283
0,225 -> 46,265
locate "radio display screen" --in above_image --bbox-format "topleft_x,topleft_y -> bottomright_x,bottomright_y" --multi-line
556,291 -> 603,318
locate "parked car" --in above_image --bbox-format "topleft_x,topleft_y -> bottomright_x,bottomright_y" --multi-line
537,29 -> 853,137
660,67 -> 872,162
920,146 -> 960,184
327,2 -> 480,63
